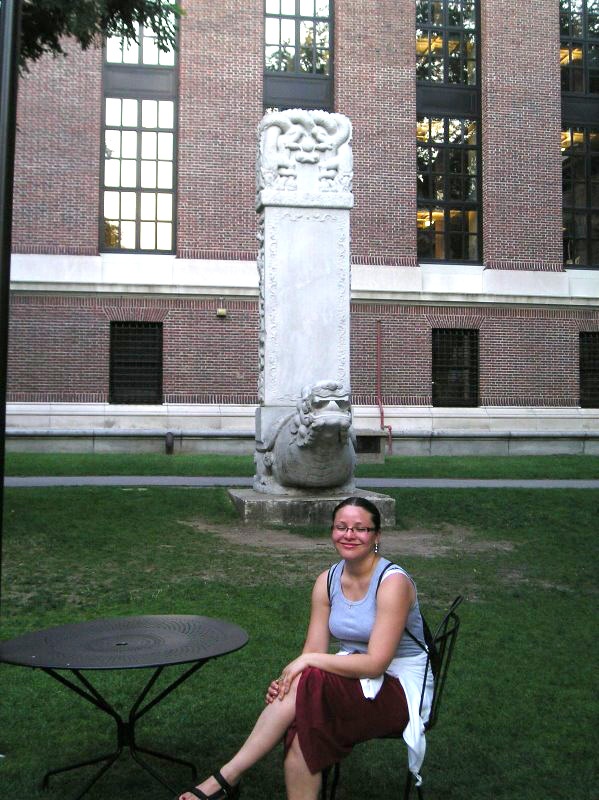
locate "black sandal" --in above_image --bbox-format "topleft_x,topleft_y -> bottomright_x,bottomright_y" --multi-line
178,770 -> 240,799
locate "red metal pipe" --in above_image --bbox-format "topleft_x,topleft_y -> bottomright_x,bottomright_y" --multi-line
375,319 -> 393,455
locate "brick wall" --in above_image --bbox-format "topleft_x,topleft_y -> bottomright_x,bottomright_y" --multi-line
7,295 -> 261,403
176,0 -> 263,260
480,2 -> 564,270
10,2 -> 568,270
336,0 -> 418,266
12,43 -> 103,255
9,295 -> 598,406
350,302 -> 599,406
7,296 -> 109,401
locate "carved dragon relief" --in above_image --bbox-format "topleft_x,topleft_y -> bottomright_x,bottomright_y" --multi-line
257,109 -> 353,201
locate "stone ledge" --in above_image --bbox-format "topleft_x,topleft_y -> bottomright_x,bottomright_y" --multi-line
227,489 -> 396,528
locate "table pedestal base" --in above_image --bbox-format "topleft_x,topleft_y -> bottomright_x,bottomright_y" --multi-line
42,736 -> 197,799
41,661 -> 205,798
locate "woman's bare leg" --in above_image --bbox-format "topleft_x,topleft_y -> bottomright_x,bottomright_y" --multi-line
179,680 -> 300,800
284,732 -> 321,800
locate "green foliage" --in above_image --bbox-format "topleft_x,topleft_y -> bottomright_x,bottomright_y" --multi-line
18,0 -> 183,67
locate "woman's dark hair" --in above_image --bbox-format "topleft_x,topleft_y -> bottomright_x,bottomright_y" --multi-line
331,496 -> 381,531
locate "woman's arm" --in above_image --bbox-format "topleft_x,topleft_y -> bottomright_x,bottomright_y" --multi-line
275,573 -> 414,699
302,570 -> 331,654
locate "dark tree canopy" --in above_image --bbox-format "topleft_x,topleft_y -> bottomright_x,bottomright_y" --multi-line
16,0 -> 183,67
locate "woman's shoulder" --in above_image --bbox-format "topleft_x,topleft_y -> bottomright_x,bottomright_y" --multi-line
376,560 -> 416,605
376,558 -> 410,580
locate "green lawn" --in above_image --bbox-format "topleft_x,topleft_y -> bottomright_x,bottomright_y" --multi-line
5,451 -> 599,479
0,483 -> 597,799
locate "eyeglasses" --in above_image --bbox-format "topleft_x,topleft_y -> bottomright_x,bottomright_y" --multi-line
333,524 -> 376,534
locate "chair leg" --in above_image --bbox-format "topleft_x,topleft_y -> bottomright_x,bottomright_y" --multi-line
329,763 -> 340,799
321,766 -> 329,799
321,763 -> 341,799
403,771 -> 426,800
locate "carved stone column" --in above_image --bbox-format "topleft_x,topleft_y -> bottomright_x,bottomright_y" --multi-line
254,109 -> 355,496
229,109 -> 395,526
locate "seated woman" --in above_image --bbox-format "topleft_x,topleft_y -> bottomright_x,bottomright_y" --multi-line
177,496 -> 433,800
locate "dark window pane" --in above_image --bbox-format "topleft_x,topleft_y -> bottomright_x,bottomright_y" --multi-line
561,1 -> 599,92
417,0 -> 478,85
562,125 -> 599,265
580,332 -> 599,407
264,0 -> 332,107
416,116 -> 479,261
109,322 -> 163,404
432,328 -> 479,406
416,1 -> 428,24
431,1 -> 443,25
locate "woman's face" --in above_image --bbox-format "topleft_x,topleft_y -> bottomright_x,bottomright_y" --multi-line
331,504 -> 380,560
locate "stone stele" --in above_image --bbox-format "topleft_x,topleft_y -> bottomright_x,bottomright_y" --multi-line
228,108 -> 395,526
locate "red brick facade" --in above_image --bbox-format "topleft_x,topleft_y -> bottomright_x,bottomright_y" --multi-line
6,2 -> 598,417
336,0 -> 418,265
177,2 -> 263,260
8,295 -> 599,407
8,295 -> 260,403
480,2 -> 563,270
350,303 -> 599,407
10,2 -> 567,266
12,45 -> 103,255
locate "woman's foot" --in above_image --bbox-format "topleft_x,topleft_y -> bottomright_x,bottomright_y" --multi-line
178,769 -> 240,800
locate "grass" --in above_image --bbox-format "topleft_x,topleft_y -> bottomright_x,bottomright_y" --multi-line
5,451 -> 599,479
0,479 -> 597,799
4,452 -> 256,477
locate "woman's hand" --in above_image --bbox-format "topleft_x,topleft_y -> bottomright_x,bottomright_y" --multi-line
275,654 -> 312,700
265,679 -> 280,704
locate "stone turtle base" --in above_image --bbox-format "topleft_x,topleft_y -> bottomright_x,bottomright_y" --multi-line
227,488 -> 396,528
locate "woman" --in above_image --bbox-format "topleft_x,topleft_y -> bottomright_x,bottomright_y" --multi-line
177,496 -> 433,800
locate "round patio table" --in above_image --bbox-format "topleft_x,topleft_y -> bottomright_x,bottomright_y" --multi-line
0,614 -> 248,799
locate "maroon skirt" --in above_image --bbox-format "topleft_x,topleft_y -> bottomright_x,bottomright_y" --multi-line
284,666 -> 409,774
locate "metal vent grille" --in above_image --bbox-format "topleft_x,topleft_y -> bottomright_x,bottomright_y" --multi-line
580,332 -> 599,408
432,328 -> 479,407
109,321 -> 163,404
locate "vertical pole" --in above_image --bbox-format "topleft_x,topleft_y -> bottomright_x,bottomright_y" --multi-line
0,0 -> 23,618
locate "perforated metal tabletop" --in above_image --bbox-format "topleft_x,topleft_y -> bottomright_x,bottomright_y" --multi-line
0,614 -> 248,670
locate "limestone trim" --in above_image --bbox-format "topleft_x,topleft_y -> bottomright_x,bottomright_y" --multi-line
9,255 -> 599,308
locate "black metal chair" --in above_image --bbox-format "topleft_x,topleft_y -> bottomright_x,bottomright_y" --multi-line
321,595 -> 464,800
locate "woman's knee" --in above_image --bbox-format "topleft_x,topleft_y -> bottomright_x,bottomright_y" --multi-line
300,666 -> 327,685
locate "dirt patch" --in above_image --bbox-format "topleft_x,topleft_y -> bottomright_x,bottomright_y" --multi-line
186,520 -> 514,558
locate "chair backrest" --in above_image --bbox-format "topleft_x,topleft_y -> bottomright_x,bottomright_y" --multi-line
421,595 -> 463,731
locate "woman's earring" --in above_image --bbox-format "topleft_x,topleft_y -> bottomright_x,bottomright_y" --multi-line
374,541 -> 380,554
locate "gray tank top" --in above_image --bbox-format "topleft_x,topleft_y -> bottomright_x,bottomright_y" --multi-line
328,557 -> 426,659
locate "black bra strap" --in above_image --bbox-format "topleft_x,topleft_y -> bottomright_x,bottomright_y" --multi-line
402,626 -> 427,653
327,562 -> 341,602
